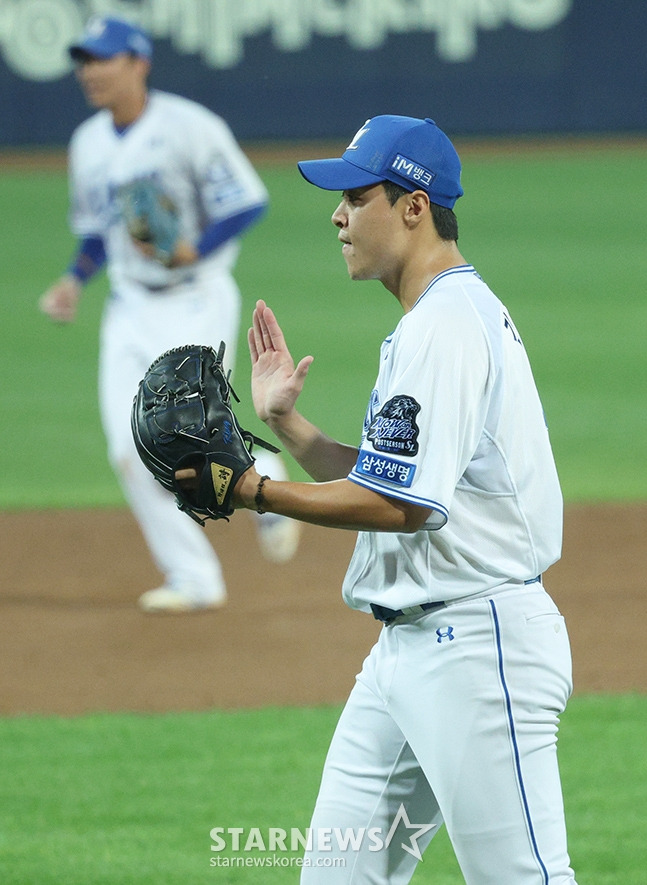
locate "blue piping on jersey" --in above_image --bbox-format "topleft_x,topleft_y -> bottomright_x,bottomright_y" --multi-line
381,265 -> 479,342
347,473 -> 448,526
411,264 -> 477,311
489,599 -> 550,884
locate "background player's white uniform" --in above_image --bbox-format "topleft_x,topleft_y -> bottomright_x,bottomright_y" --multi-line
303,267 -> 576,883
69,89 -> 289,606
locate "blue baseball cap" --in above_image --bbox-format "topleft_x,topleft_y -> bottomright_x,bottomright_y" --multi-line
298,115 -> 463,209
69,16 -> 152,61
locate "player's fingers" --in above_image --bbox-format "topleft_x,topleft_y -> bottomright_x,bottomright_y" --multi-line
257,303 -> 276,351
39,291 -> 58,314
174,467 -> 200,492
295,355 -> 314,380
262,304 -> 288,352
251,304 -> 268,354
248,326 -> 259,363
40,300 -> 73,323
291,356 -> 313,392
175,467 -> 198,480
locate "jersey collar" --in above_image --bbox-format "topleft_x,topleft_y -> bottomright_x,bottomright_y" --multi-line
411,264 -> 475,311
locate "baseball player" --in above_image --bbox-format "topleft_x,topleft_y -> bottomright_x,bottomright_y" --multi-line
39,16 -> 299,613
230,116 -> 578,881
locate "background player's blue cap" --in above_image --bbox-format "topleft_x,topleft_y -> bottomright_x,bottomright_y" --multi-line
69,16 -> 153,61
298,115 -> 464,209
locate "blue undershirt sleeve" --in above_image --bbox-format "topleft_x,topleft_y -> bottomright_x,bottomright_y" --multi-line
67,235 -> 107,284
66,204 -> 266,277
196,202 -> 267,258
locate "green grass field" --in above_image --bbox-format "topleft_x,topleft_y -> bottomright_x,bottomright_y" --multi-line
1,143 -> 646,882
1,143 -> 646,507
1,697 -> 646,883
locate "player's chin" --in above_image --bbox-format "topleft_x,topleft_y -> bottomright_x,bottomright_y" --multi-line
346,263 -> 373,282
341,245 -> 357,277
342,248 -> 377,281
82,86 -> 109,108
343,254 -> 367,281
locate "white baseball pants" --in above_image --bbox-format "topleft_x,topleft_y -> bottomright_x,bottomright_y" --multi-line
98,275 -> 239,597
301,584 -> 578,884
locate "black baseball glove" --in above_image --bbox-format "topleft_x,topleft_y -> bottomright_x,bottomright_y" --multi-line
131,342 -> 279,525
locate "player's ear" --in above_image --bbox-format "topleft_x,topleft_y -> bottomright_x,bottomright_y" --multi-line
131,55 -> 151,79
402,190 -> 430,228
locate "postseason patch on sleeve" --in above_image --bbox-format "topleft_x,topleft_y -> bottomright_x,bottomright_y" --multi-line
354,449 -> 416,488
366,395 -> 421,456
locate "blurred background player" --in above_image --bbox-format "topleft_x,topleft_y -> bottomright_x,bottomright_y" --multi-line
39,16 -> 299,613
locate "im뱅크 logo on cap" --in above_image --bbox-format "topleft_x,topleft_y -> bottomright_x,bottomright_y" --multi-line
390,155 -> 436,190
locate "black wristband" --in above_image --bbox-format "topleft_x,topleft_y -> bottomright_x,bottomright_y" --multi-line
255,475 -> 270,514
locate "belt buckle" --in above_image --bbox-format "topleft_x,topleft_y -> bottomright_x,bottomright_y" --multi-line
370,603 -> 401,624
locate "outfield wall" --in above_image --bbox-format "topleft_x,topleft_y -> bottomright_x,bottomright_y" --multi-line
1,0 -> 646,146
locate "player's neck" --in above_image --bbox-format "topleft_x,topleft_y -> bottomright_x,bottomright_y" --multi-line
110,89 -> 149,129
394,242 -> 467,313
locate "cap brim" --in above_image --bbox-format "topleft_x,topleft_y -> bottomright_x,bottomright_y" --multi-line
297,158 -> 385,191
69,42 -> 115,60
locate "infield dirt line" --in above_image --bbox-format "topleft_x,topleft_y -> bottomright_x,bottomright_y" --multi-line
2,133 -> 646,172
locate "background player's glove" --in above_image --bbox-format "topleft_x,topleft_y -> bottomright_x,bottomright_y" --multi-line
118,179 -> 180,266
131,342 -> 279,525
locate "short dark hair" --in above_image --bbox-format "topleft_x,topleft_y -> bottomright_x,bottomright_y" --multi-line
381,180 -> 459,242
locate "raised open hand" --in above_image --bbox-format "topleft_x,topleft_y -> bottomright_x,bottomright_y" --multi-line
248,300 -> 314,423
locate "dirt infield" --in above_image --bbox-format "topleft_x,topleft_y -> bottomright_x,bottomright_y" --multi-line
3,134 -> 647,173
3,138 -> 646,716
0,503 -> 644,717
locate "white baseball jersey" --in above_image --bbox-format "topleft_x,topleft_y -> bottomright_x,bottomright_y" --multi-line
305,265 -> 575,884
343,265 -> 563,611
68,89 -> 268,298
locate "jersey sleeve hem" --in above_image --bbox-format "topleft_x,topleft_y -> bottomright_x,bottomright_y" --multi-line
347,473 -> 448,530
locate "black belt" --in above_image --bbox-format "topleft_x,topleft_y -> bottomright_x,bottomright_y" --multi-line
144,272 -> 196,293
370,600 -> 445,624
370,576 -> 541,625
